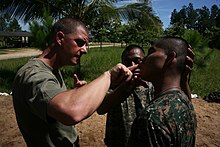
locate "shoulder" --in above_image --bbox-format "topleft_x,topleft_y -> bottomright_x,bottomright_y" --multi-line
17,59 -> 54,80
14,59 -> 62,92
137,91 -> 190,120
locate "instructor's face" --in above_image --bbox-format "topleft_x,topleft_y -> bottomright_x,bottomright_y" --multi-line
61,26 -> 89,65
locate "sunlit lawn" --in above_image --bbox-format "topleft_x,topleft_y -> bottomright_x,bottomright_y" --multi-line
0,46 -> 220,97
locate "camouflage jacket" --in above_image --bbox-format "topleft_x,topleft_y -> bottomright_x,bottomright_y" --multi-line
128,90 -> 197,147
105,82 -> 154,147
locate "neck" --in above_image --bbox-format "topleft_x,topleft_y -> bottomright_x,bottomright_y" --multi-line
153,77 -> 181,98
155,86 -> 181,98
38,46 -> 61,69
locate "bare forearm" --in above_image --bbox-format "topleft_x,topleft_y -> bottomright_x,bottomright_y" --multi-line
48,63 -> 134,125
48,71 -> 111,125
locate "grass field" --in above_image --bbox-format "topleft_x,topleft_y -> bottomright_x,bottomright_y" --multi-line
0,47 -> 219,97
190,48 -> 220,96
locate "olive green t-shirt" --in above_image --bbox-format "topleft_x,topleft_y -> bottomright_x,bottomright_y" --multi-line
12,58 -> 78,147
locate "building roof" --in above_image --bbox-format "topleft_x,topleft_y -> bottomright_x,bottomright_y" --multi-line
0,31 -> 32,37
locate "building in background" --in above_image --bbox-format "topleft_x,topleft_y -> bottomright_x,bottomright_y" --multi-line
0,31 -> 32,48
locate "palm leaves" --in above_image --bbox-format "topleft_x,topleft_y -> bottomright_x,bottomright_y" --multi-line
0,0 -> 159,26
1,0 -> 117,23
0,0 -> 163,48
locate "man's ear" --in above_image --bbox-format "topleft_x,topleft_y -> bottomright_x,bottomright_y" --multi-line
56,31 -> 65,45
162,51 -> 176,71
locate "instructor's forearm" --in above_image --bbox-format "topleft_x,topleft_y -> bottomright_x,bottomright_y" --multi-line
48,71 -> 111,125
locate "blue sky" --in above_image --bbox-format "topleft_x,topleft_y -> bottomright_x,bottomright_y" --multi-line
21,0 -> 220,30
117,0 -> 220,29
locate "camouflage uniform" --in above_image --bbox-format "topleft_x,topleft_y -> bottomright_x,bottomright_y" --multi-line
104,82 -> 154,147
128,90 -> 197,147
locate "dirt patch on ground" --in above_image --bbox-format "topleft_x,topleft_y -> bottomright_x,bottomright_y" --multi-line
0,95 -> 220,147
0,48 -> 42,60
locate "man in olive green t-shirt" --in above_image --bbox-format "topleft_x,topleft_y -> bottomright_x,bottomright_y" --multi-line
12,18 -> 136,147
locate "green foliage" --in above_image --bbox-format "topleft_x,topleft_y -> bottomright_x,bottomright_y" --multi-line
164,23 -> 185,36
0,11 -> 22,48
209,26 -> 220,49
1,0 -> 163,46
0,57 -> 30,93
168,3 -> 220,49
183,30 -> 213,68
183,30 -> 206,48
29,10 -> 53,50
29,21 -> 48,49
0,12 -> 21,31
62,47 -> 123,88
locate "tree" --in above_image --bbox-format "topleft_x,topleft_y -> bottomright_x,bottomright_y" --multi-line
29,10 -> 54,50
0,10 -> 22,48
0,0 -> 119,27
0,0 -> 160,32
7,18 -> 22,32
197,6 -> 210,34
185,3 -> 198,30
0,0 -> 164,48
0,0 -> 152,27
0,11 -> 21,31
114,2 -> 163,46
170,6 -> 187,27
107,19 -> 122,45
183,30 -> 213,68
164,23 -> 185,37
167,3 -> 220,49
210,4 -> 219,27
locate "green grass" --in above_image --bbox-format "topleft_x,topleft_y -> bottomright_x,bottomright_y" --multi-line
190,49 -> 220,97
62,47 -> 123,89
0,47 -> 124,93
0,57 -> 30,93
0,47 -> 220,97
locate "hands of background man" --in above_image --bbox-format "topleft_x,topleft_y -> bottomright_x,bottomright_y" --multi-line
181,47 -> 195,100
182,47 -> 195,82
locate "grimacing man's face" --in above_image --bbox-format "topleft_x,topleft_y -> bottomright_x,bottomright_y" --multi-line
60,26 -> 89,66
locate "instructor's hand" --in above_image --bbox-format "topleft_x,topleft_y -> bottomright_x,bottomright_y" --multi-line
108,63 -> 137,85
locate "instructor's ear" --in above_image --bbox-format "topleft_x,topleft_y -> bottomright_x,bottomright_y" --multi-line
56,31 -> 65,45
